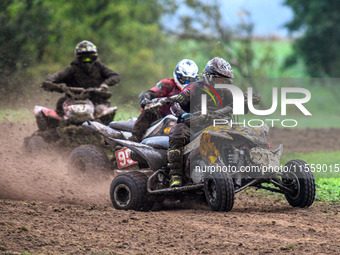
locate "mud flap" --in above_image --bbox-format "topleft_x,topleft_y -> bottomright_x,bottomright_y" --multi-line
109,138 -> 167,171
115,147 -> 138,169
250,144 -> 283,169
34,105 -> 61,120
96,106 -> 118,118
82,121 -> 124,139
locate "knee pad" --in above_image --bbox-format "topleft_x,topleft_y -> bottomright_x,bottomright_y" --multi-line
167,148 -> 183,163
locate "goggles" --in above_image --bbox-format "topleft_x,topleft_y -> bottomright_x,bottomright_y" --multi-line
178,75 -> 199,85
204,74 -> 230,85
77,53 -> 97,63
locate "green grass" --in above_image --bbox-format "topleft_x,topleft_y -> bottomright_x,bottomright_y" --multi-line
0,108 -> 33,123
251,40 -> 308,78
114,105 -> 140,121
281,151 -> 340,177
315,178 -> 340,202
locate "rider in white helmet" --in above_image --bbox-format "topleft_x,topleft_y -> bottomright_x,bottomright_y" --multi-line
130,59 -> 199,142
173,59 -> 200,90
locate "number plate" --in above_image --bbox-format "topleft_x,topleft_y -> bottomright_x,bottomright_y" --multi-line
115,147 -> 137,169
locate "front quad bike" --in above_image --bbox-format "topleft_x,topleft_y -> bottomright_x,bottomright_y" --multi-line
68,96 -> 178,177
108,113 -> 316,211
24,82 -> 118,151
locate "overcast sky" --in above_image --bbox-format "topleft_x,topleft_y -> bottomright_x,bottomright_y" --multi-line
221,0 -> 293,37
164,0 -> 294,38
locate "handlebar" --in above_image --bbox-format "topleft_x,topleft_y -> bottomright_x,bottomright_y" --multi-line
42,82 -> 112,100
143,95 -> 178,111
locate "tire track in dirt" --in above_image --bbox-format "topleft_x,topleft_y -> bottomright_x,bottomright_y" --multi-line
0,121 -> 339,254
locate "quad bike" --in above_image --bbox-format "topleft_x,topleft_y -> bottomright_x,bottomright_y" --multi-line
108,108 -> 316,212
24,82 -> 118,151
68,96 -> 178,177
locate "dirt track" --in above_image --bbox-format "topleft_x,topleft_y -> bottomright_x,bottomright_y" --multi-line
0,121 -> 340,254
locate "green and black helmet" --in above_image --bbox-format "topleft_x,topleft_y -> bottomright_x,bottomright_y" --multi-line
75,40 -> 98,62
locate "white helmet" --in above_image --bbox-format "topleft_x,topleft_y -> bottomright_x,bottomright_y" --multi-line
173,59 -> 199,90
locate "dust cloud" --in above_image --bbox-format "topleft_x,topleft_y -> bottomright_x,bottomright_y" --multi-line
0,121 -> 113,206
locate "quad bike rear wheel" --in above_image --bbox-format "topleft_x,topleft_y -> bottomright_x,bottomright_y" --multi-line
68,144 -> 110,178
110,171 -> 154,211
282,159 -> 316,208
24,135 -> 48,152
204,168 -> 235,212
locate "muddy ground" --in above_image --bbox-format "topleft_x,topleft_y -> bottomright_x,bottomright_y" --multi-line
0,121 -> 339,254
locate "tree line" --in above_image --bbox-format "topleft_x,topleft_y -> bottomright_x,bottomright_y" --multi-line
1,0 -> 338,105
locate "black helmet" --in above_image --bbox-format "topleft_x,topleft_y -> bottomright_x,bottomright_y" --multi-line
203,57 -> 234,85
75,40 -> 98,62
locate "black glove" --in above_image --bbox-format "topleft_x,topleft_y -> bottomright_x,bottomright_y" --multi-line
41,81 -> 55,92
139,91 -> 156,108
140,98 -> 151,108
41,81 -> 65,93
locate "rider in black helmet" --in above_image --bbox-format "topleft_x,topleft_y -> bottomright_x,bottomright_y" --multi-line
42,40 -> 120,116
167,57 -> 235,188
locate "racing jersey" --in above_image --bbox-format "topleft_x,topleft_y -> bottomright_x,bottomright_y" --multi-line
170,80 -> 233,118
147,78 -> 181,117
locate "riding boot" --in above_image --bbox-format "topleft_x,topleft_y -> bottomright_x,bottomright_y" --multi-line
167,148 -> 183,187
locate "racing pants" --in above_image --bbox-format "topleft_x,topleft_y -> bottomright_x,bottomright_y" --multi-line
167,123 -> 191,176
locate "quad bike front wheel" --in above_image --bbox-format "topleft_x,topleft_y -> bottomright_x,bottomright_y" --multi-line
110,171 -> 154,211
68,144 -> 110,178
204,169 -> 235,212
282,159 -> 316,208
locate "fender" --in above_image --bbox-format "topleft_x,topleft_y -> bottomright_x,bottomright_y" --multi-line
82,121 -> 124,139
202,125 -> 269,148
34,106 -> 61,120
199,125 -> 269,164
96,106 -> 118,118
110,138 -> 167,171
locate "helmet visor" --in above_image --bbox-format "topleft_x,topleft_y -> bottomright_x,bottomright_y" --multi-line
204,74 -> 230,86
211,76 -> 229,84
179,75 -> 199,85
78,53 -> 97,62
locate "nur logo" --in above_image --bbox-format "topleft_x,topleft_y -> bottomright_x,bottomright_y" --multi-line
200,84 -> 223,115
201,84 -> 312,116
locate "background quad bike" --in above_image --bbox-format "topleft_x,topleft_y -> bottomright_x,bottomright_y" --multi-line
68,96 -> 178,179
24,85 -> 117,153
